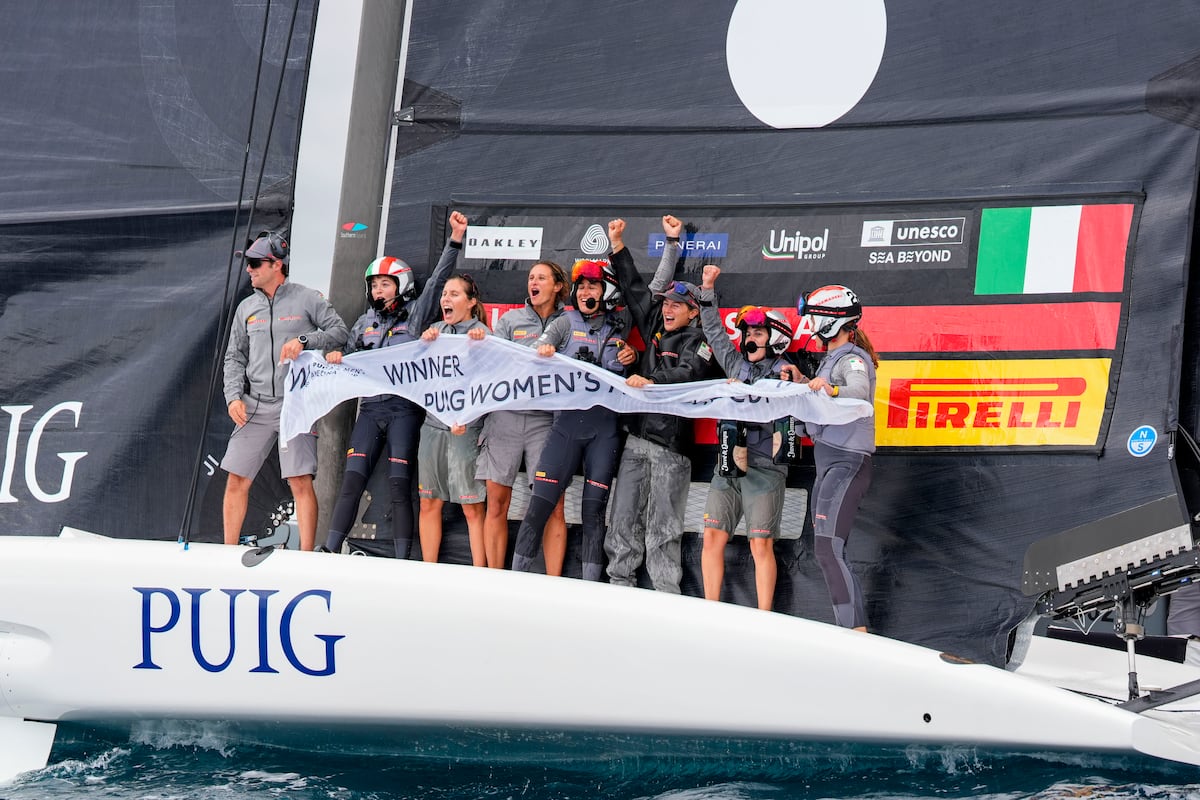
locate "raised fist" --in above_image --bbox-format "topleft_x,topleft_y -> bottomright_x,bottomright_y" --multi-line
449,210 -> 469,240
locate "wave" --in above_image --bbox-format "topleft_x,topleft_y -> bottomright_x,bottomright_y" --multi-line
3,723 -> 1197,800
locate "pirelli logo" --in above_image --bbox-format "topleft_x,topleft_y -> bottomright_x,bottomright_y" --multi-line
876,359 -> 1111,448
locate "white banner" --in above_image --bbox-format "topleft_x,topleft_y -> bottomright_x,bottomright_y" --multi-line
280,335 -> 872,443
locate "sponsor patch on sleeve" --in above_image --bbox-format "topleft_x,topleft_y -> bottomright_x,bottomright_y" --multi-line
846,355 -> 866,372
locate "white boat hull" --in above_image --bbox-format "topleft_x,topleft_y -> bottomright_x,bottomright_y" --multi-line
2,529 -> 1200,781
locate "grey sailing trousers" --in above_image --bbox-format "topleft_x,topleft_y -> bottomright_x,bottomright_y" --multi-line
604,434 -> 692,593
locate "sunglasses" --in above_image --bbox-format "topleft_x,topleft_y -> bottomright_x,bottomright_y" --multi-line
735,305 -> 768,327
246,258 -> 268,269
665,281 -> 696,299
571,259 -> 608,282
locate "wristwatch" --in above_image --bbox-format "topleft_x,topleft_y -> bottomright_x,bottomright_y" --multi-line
298,335 -> 309,347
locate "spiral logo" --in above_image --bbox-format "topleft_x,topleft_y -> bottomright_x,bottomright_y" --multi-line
580,224 -> 610,255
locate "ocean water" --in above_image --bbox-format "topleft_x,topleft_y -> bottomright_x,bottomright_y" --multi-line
4,723 -> 1199,800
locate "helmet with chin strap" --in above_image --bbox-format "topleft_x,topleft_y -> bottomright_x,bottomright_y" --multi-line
570,259 -> 622,313
364,257 -> 416,312
799,285 -> 862,342
734,306 -> 793,356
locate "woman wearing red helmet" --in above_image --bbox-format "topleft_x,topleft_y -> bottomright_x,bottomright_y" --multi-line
509,251 -> 637,580
799,284 -> 880,631
698,264 -> 796,611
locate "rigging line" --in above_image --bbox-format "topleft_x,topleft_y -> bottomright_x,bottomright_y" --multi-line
247,0 -> 304,240
178,0 -> 305,547
286,0 -> 321,220
1177,423 -> 1200,462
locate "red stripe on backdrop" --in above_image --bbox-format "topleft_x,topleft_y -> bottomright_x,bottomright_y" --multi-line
1073,203 -> 1133,293
484,302 -> 1122,355
866,302 -> 1121,353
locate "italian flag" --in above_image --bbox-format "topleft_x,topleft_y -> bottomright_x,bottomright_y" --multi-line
975,204 -> 1133,294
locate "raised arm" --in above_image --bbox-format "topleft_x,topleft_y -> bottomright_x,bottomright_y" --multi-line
699,264 -> 744,378
407,210 -> 467,333
608,218 -> 655,342
649,214 -> 684,294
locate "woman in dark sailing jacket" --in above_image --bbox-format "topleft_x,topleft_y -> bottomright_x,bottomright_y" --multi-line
510,257 -> 636,580
605,215 -> 718,593
319,210 -> 468,556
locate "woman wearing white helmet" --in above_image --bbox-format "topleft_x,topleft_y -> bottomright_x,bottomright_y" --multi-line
799,284 -> 879,631
319,210 -> 469,556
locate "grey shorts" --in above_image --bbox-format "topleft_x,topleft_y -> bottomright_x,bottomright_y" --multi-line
418,424 -> 486,504
474,410 -> 554,487
220,395 -> 317,479
702,463 -> 787,538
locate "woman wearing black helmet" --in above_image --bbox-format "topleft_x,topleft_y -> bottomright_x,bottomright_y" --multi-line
799,284 -> 879,631
698,264 -> 796,611
319,210 -> 469,556
509,253 -> 637,580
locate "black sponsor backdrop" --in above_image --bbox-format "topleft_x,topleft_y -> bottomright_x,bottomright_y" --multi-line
0,0 -> 314,541
384,1 -> 1200,665
439,197 -> 1138,304
0,212 -> 243,541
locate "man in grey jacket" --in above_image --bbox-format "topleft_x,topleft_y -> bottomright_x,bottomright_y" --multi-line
221,231 -> 349,550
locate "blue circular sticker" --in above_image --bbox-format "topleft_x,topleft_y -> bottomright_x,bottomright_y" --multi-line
1127,425 -> 1158,457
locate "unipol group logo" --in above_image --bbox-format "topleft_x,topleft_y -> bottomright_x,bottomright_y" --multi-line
762,228 -> 828,261
877,359 -> 1111,448
580,224 -> 610,255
